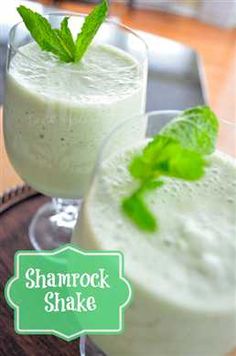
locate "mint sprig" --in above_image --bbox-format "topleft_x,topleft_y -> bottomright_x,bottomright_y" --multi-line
123,180 -> 164,232
161,106 -> 219,155
122,106 -> 219,232
74,0 -> 108,62
17,1 -> 108,63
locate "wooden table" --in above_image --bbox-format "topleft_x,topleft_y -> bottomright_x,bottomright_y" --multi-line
1,108 -> 23,194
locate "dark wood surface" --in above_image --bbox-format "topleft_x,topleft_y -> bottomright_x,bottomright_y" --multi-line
0,188 -> 102,356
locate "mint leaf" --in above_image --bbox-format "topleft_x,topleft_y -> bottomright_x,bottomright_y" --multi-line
75,0 -> 108,62
122,106 -> 219,233
161,106 -> 218,155
17,6 -> 73,62
122,192 -> 157,232
122,180 -> 163,232
17,1 -> 108,63
130,136 -> 205,181
54,17 -> 75,59
160,146 -> 205,180
141,180 -> 164,192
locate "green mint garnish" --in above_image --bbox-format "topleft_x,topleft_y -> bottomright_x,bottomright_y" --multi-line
160,106 -> 219,155
17,0 -> 108,63
122,180 -> 164,232
74,0 -> 108,62
122,106 -> 219,233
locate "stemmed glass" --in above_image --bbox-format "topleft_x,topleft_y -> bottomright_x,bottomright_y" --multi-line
3,12 -> 147,250
76,110 -> 236,355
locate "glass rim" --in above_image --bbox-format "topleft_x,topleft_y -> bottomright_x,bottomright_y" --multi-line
102,110 -> 236,142
8,12 -> 148,72
101,109 -> 181,143
95,110 -> 181,170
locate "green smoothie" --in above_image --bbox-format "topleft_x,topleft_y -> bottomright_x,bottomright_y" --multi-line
73,142 -> 236,356
4,42 -> 146,198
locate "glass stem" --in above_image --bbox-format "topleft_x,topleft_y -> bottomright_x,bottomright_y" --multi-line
51,198 -> 80,228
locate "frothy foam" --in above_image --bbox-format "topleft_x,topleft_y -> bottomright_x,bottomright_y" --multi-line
10,43 -> 141,104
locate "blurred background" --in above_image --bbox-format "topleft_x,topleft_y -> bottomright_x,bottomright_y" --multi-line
46,0 -> 236,28
0,0 -> 236,193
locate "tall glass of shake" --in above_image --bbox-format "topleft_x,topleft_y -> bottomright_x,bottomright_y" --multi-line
73,110 -> 236,356
3,7 -> 148,249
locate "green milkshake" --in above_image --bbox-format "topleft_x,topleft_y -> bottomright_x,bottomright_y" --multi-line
73,109 -> 236,356
4,42 -> 146,198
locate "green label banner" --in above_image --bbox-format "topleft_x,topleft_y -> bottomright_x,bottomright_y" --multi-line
5,244 -> 132,341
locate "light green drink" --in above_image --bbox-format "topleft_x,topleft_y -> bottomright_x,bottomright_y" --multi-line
73,141 -> 236,355
4,42 -> 146,198
3,7 -> 148,250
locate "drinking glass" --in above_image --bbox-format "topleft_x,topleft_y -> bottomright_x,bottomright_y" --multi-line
78,110 -> 180,356
75,111 -> 236,356
3,12 -> 148,250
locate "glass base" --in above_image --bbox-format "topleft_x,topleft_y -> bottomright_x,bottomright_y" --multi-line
80,336 -> 106,356
80,336 -> 86,356
29,198 -> 82,250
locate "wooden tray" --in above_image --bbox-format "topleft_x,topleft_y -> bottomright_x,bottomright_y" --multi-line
0,185 -> 103,356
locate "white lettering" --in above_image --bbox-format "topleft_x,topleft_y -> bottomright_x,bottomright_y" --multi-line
44,292 -> 97,312
99,269 -> 110,289
25,268 -> 35,289
44,291 -> 54,312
